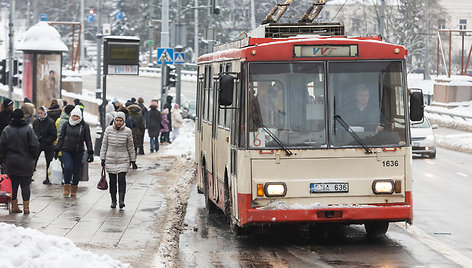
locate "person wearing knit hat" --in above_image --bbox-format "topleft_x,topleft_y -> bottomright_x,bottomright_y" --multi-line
0,108 -> 39,214
33,106 -> 57,185
55,105 -> 94,198
0,98 -> 14,133
100,110 -> 136,209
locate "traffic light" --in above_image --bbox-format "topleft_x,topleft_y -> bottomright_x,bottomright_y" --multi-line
12,59 -> 21,87
0,60 -> 6,85
210,0 -> 220,14
89,9 -> 94,15
164,64 -> 177,87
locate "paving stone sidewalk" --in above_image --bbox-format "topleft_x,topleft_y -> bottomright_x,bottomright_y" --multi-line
0,144 -> 188,267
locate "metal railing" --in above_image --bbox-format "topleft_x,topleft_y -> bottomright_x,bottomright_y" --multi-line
140,67 -> 197,78
425,106 -> 472,121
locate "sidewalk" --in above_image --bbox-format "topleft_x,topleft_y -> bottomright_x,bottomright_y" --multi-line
0,143 -> 193,267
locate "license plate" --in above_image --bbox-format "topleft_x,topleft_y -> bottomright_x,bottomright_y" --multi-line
310,183 -> 349,193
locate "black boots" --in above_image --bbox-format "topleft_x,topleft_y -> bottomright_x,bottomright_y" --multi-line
119,192 -> 125,208
138,147 -> 145,155
43,179 -> 51,184
110,193 -> 117,208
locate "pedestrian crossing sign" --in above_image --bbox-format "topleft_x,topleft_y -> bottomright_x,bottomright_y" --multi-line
174,52 -> 185,64
157,48 -> 174,64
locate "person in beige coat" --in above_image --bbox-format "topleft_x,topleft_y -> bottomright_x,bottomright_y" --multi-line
100,111 -> 136,209
171,104 -> 183,141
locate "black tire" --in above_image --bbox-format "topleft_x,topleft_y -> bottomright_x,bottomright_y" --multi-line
365,221 -> 389,236
429,152 -> 436,159
203,168 -> 217,214
224,174 -> 231,217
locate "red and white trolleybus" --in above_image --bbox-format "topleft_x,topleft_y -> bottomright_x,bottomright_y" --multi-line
195,22 -> 424,235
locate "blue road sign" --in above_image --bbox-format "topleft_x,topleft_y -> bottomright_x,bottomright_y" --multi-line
115,11 -> 123,21
157,48 -> 174,64
40,14 -> 48,21
86,14 -> 95,23
174,52 -> 185,64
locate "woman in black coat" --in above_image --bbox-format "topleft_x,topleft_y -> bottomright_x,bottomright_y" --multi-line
146,101 -> 162,153
0,109 -> 39,214
33,106 -> 57,184
55,105 -> 93,198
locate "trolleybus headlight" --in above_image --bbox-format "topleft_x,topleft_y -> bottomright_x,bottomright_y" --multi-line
372,180 -> 395,194
264,182 -> 287,197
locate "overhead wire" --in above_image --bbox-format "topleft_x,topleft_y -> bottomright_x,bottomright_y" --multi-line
330,0 -> 350,22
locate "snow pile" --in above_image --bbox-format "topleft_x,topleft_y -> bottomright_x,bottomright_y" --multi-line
16,21 -> 68,52
426,112 -> 472,132
436,133 -> 472,153
163,119 -> 195,157
152,158 -> 195,268
0,223 -> 129,267
257,200 -> 376,210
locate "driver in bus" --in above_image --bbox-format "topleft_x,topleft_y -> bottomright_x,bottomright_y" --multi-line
340,84 -> 385,133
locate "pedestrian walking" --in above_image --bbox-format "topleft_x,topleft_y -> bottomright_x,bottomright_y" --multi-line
127,104 -> 145,155
21,102 -> 37,125
48,99 -> 62,123
160,108 -> 171,144
171,104 -> 183,141
0,109 -> 39,214
32,107 -> 57,185
163,95 -> 173,132
112,98 -> 121,111
54,105 -> 94,198
137,97 -> 148,153
100,111 -> 136,209
105,101 -> 115,126
0,98 -> 14,133
147,100 -> 161,153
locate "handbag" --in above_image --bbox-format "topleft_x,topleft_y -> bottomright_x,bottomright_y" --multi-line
97,167 -> 108,190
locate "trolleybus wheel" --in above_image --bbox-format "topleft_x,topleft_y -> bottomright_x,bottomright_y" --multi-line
203,168 -> 217,214
365,221 -> 389,236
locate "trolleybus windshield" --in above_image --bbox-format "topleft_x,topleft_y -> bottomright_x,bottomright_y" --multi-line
247,61 -> 406,149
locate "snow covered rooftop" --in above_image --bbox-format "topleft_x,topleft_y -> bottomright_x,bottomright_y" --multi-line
16,21 -> 68,52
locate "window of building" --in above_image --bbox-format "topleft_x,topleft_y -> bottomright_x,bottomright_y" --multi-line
459,19 -> 467,30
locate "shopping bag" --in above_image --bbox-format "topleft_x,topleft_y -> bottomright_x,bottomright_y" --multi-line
49,159 -> 63,185
97,167 -> 108,190
79,153 -> 89,181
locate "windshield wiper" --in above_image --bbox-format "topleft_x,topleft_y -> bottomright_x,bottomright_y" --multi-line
333,115 -> 372,154
255,120 -> 293,156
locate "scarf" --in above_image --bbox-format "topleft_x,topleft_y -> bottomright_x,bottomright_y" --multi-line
69,116 -> 82,126
39,106 -> 48,121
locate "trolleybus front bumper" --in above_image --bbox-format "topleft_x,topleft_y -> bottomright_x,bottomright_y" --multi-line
237,192 -> 412,226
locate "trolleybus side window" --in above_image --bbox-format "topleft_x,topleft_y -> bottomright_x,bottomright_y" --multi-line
203,65 -> 210,121
197,70 -> 204,131
329,61 -> 406,147
208,66 -> 214,124
225,64 -> 233,129
247,62 -> 326,149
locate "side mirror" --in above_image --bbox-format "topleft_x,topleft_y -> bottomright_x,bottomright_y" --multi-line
218,74 -> 234,106
409,89 -> 424,122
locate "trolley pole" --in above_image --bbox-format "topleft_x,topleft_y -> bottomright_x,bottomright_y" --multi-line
379,0 -> 385,38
